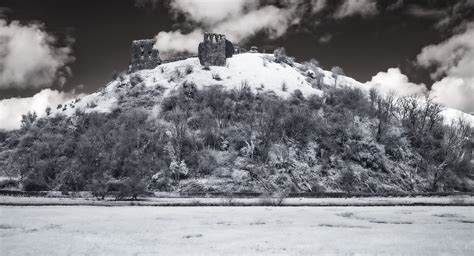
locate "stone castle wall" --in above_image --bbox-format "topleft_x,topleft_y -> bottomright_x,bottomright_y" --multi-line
198,33 -> 233,66
129,39 -> 161,72
129,33 -> 237,72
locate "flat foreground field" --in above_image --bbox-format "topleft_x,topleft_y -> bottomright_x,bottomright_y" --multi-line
1,206 -> 473,255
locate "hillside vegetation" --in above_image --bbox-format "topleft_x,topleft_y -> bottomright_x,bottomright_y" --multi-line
0,51 -> 472,198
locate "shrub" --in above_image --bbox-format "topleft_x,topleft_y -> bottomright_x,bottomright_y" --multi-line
180,180 -> 205,193
150,171 -> 173,191
340,168 -> 357,192
112,71 -> 119,80
290,89 -> 304,105
185,65 -> 194,74
212,73 -> 222,81
283,107 -> 315,145
311,183 -> 326,192
130,74 -> 143,87
87,101 -> 98,108
173,68 -> 183,80
274,47 -> 294,66
0,179 -> 19,189
106,178 -> 147,200
198,151 -> 218,175
307,95 -> 323,110
90,179 -> 108,200
22,178 -> 49,191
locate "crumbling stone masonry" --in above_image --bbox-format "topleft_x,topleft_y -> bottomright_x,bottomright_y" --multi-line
129,39 -> 161,72
198,33 -> 234,66
234,45 -> 247,54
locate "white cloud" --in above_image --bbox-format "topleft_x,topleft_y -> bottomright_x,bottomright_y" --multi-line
311,0 -> 327,13
153,0 -> 300,56
417,23 -> 474,79
334,0 -> 378,19
169,0 -> 256,25
215,5 -> 297,42
154,29 -> 203,58
370,23 -> 474,113
366,68 -> 427,97
416,22 -> 474,113
430,77 -> 474,113
0,89 -> 79,130
387,0 -> 404,11
405,5 -> 446,19
0,20 -> 74,90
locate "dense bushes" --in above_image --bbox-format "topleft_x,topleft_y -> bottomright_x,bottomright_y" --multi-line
0,82 -> 472,196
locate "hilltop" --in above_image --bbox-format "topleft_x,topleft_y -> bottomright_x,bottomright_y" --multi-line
56,53 -> 474,126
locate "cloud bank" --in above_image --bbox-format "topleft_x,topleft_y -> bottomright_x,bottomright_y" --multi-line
0,20 -> 74,90
0,89 -> 79,130
0,19 -> 78,130
417,22 -> 474,113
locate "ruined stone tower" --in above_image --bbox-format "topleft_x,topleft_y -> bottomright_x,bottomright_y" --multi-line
198,33 -> 234,66
129,39 -> 161,72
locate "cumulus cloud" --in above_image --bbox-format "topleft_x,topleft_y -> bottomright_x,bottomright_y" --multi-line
366,68 -> 427,97
153,0 -> 300,57
417,23 -> 474,79
0,89 -> 79,130
416,22 -> 474,113
155,29 -> 203,57
0,20 -> 74,90
169,0 -> 257,25
214,5 -> 298,41
370,23 -> 474,113
430,77 -> 474,113
334,0 -> 378,19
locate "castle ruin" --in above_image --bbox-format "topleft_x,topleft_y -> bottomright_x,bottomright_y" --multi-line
128,33 -> 239,72
129,39 -> 161,72
198,33 -> 234,66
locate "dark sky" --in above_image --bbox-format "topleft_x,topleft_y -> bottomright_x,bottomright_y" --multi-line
0,0 -> 469,99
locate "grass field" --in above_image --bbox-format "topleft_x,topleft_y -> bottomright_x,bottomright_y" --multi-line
1,206 -> 473,255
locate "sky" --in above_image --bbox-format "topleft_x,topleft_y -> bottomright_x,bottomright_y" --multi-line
0,0 -> 473,129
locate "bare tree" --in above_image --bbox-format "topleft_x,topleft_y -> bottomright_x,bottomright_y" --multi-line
397,96 -> 444,137
374,93 -> 397,142
421,97 -> 444,133
432,118 -> 472,190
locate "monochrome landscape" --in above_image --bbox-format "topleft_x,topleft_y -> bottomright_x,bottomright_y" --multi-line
0,0 -> 473,255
